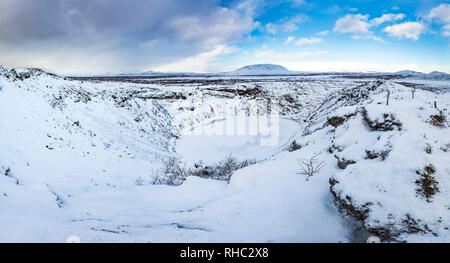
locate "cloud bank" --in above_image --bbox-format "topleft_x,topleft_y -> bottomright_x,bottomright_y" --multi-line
0,0 -> 257,74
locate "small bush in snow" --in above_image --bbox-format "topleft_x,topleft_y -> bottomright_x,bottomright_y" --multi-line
327,116 -> 345,128
429,111 -> 447,128
286,140 -> 301,152
297,153 -> 325,180
327,144 -> 342,154
149,169 -> 168,185
440,143 -> 450,153
190,155 -> 256,181
135,176 -> 145,186
361,107 -> 402,131
162,158 -> 188,186
327,112 -> 358,128
365,148 -> 391,160
157,156 -> 257,185
415,164 -> 439,202
379,149 -> 391,160
425,143 -> 433,154
334,155 -> 356,169
365,150 -> 379,159
1,166 -> 19,185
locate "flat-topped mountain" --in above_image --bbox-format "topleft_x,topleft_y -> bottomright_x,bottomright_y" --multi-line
225,64 -> 294,75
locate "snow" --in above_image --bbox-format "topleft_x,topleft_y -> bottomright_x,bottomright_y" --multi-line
224,64 -> 295,75
1,67 -> 450,242
176,118 -> 300,165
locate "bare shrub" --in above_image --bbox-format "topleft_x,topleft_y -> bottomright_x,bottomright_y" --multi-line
425,143 -> 433,154
327,116 -> 345,128
149,169 -> 168,185
190,155 -> 256,181
162,158 -> 188,186
215,155 -> 241,179
286,140 -> 301,152
365,150 -> 379,159
327,144 -> 342,154
415,164 -> 439,202
379,149 -> 391,160
334,155 -> 356,169
135,176 -> 145,186
440,143 -> 450,153
297,153 -> 325,180
429,111 -> 447,128
361,107 -> 402,131
365,148 -> 391,160
155,156 -> 257,185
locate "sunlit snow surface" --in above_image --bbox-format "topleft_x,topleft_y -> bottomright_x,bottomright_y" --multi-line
176,119 -> 300,165
1,67 -> 449,242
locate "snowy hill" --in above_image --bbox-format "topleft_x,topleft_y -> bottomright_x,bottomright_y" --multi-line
116,70 -> 202,77
224,64 -> 296,75
87,66 -> 450,79
393,70 -> 425,76
117,64 -> 296,76
1,66 -> 450,242
388,70 -> 450,80
427,71 -> 450,80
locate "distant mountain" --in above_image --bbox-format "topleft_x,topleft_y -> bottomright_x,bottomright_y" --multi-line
114,64 -> 297,77
223,64 -> 296,75
427,71 -> 450,79
116,70 -> 203,77
118,70 -> 167,76
392,70 -> 425,76
389,70 -> 450,80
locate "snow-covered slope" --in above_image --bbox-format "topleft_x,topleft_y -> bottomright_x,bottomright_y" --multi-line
297,82 -> 450,242
224,64 -> 295,75
393,70 -> 425,76
1,66 -> 449,242
426,71 -> 450,80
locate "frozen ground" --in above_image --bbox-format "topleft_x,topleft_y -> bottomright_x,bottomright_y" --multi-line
176,118 -> 301,165
0,66 -> 449,242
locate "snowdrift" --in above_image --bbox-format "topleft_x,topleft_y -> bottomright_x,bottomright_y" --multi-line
1,66 -> 449,242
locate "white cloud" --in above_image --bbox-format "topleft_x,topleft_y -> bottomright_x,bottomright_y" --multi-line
333,13 -> 409,41
235,0 -> 266,18
265,14 -> 309,34
0,0 -> 258,74
284,36 -> 295,44
153,45 -> 240,73
442,24 -> 450,37
370,13 -> 405,26
280,61 -> 450,74
428,3 -> 450,23
352,33 -> 386,43
169,9 -> 257,48
324,5 -> 341,14
317,30 -> 329,36
265,23 -> 277,34
334,14 -> 370,34
383,22 -> 426,40
295,37 -> 323,45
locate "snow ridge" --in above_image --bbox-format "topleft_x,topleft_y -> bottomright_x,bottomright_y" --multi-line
1,67 -> 450,242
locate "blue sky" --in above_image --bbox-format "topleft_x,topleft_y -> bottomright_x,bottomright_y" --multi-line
210,0 -> 450,73
0,0 -> 449,74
